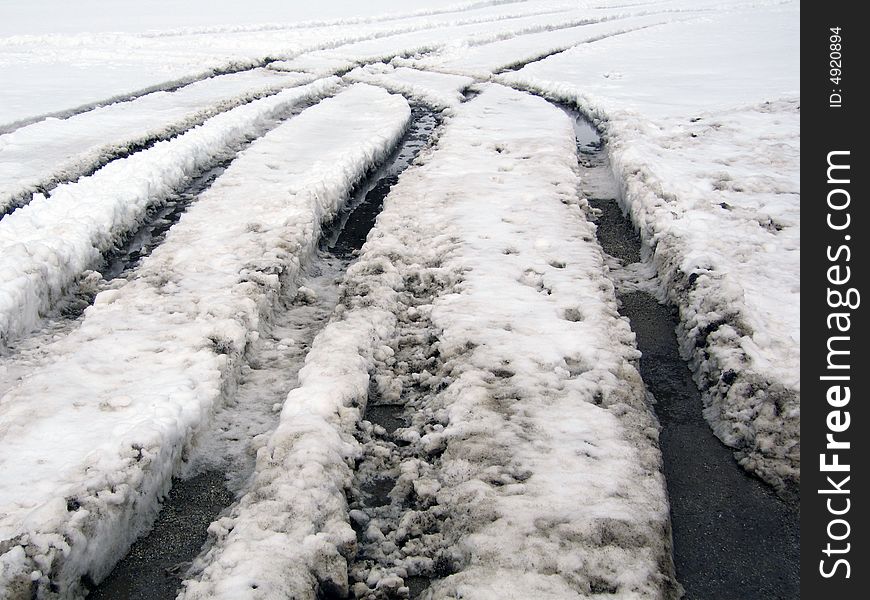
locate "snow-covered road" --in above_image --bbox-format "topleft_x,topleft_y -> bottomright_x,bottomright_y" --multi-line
0,1 -> 799,598
176,84 -> 676,600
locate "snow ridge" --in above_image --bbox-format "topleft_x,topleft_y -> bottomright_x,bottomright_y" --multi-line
607,103 -> 801,489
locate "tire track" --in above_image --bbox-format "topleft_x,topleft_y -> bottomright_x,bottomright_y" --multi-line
87,105 -> 439,600
344,256 -> 461,600
341,86 -> 678,600
0,59 -> 278,136
0,1 -> 557,136
176,85 -> 677,600
0,78 -> 340,351
138,1 -> 533,38
292,7 -> 592,71
0,92 -> 328,404
0,85 -> 412,600
494,21 -> 667,74
564,106 -> 800,599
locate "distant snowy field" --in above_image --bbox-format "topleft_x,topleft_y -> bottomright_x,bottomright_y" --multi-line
0,0 -> 798,598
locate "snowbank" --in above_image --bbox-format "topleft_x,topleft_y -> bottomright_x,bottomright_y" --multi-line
0,77 -> 340,349
180,84 -> 676,599
0,83 -> 410,599
501,2 -> 800,489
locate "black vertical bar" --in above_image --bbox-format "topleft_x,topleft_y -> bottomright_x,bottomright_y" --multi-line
802,3 -> 867,597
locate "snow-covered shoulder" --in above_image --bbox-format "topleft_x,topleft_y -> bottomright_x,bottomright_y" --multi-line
180,83 -> 676,599
0,83 -> 410,599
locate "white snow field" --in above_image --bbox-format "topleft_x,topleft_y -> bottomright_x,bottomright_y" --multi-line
0,2 -> 579,128
0,84 -> 411,597
178,84 -> 676,600
0,0 -> 799,597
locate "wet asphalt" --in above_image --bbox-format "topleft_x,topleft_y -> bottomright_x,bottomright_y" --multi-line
620,292 -> 800,600
88,472 -> 232,600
